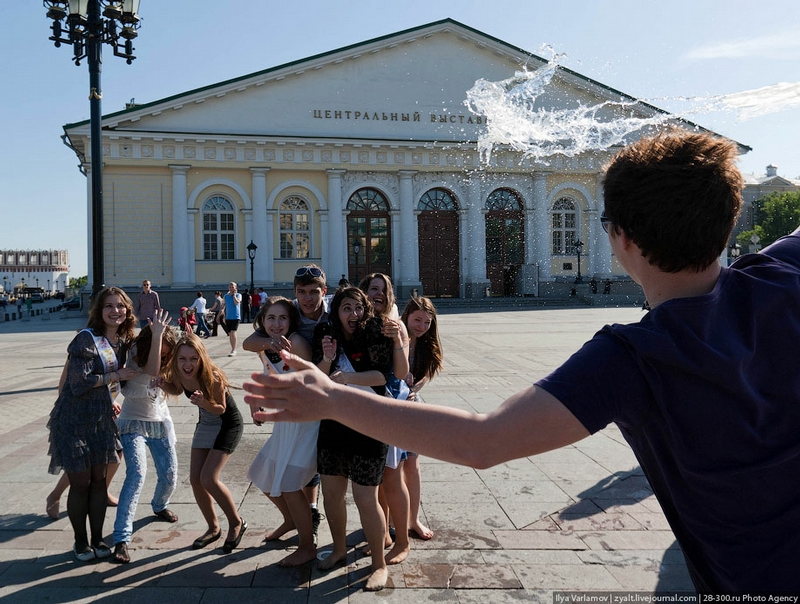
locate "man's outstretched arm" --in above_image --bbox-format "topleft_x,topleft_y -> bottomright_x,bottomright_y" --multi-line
242,352 -> 590,469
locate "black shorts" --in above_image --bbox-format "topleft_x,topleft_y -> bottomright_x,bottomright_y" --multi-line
225,319 -> 240,332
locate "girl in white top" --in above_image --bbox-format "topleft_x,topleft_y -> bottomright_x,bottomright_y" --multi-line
112,309 -> 179,563
248,296 -> 317,567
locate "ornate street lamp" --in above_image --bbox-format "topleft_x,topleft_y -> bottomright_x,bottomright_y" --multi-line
44,1 -> 142,295
574,239 -> 584,284
246,240 -> 258,295
352,238 -> 362,284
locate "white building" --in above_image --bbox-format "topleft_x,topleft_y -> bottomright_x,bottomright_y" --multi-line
61,19 -> 746,299
0,249 -> 69,295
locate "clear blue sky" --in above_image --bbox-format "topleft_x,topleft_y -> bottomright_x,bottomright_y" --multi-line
3,0 -> 799,277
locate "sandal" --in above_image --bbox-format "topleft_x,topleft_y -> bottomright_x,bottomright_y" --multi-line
112,542 -> 130,564
154,508 -> 178,523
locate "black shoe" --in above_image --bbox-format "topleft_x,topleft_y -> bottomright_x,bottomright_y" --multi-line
311,508 -> 324,544
192,529 -> 221,549
222,519 -> 247,554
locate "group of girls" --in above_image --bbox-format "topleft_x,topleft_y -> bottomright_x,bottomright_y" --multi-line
247,274 -> 443,591
47,286 -> 246,564
45,276 -> 442,590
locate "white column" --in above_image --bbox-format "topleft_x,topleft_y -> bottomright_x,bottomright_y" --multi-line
465,175 -> 491,298
397,171 -> 421,297
318,210 -> 330,281
390,209 -> 401,281
250,167 -> 271,284
187,208 -> 198,284
532,171 -> 551,280
595,173 -> 612,275
326,169 -> 347,280
242,208 -> 254,269
170,165 -> 192,286
586,208 -> 598,277
264,210 -> 276,284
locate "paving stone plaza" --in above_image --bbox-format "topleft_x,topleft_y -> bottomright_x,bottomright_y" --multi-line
0,303 -> 695,602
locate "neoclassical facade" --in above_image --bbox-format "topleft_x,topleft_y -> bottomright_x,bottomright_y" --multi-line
62,19 -> 732,298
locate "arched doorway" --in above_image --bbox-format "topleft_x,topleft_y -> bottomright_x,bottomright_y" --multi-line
346,188 -> 390,284
486,188 -> 524,296
417,188 -> 460,297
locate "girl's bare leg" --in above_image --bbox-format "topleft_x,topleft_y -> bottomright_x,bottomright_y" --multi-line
381,464 -> 410,564
200,449 -> 243,542
190,448 -> 220,538
404,454 -> 433,539
278,490 -> 317,567
352,483 -> 388,591
318,475 -> 348,570
265,494 -> 295,540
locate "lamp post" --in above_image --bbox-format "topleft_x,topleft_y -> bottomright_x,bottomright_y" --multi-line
246,240 -> 257,295
45,0 -> 141,296
352,238 -> 362,284
574,239 -> 584,284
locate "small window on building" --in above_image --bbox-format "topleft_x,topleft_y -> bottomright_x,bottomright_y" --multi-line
203,196 -> 235,260
279,196 -> 311,259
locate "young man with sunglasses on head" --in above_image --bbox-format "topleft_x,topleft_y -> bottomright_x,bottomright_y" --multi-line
243,264 -> 332,542
244,131 -> 800,594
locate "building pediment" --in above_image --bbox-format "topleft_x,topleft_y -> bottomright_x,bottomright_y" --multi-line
64,19 -> 669,152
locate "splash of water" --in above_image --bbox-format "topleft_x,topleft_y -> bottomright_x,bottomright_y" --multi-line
465,57 -> 800,164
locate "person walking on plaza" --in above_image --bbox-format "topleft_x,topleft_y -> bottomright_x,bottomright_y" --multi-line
112,310 -> 179,564
208,291 -> 223,337
241,288 -> 251,323
47,286 -> 139,561
134,280 -> 161,328
162,333 -> 246,553
189,291 -> 211,338
223,282 -> 242,356
244,131 -> 800,593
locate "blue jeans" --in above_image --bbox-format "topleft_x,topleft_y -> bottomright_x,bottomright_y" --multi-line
113,431 -> 178,544
194,312 -> 211,337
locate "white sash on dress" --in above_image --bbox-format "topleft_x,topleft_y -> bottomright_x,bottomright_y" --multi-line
81,329 -> 121,400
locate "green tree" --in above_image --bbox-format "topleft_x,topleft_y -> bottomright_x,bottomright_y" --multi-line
69,276 -> 88,290
752,191 -> 800,246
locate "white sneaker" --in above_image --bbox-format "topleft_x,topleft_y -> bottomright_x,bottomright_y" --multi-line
228,350 -> 237,356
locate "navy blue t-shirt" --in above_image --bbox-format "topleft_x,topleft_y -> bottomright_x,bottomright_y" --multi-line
536,232 -> 800,593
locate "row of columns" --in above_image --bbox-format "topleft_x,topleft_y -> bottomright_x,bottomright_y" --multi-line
167,164 -> 614,292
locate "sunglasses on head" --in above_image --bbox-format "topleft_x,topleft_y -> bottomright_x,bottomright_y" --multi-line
295,267 -> 323,278
600,211 -> 613,234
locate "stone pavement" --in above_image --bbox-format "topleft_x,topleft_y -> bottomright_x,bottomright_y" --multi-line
0,304 -> 693,603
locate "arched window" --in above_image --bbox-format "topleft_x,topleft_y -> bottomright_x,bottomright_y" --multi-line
203,196 -> 235,260
418,188 -> 458,211
551,197 -> 578,255
486,188 -> 523,211
279,196 -> 310,259
347,188 -> 389,211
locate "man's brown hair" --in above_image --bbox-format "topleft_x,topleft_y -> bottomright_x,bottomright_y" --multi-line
603,130 -> 743,273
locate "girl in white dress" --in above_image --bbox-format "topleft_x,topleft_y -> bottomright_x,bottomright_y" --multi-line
247,296 -> 318,567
